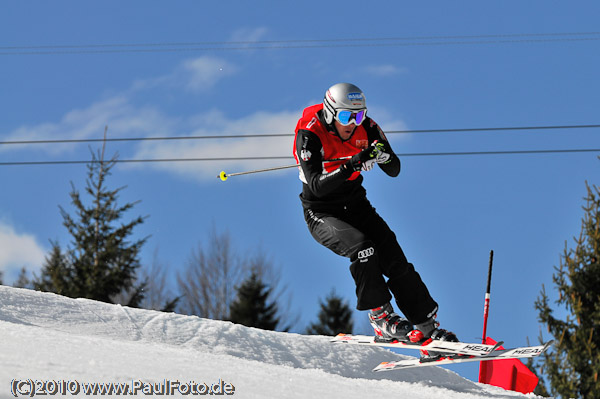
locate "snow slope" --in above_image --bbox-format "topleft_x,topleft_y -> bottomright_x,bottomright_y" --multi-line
0,286 -> 540,398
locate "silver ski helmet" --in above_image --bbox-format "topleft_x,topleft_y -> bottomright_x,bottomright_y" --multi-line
323,83 -> 367,125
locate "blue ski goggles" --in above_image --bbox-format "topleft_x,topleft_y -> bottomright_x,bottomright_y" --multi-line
335,109 -> 367,126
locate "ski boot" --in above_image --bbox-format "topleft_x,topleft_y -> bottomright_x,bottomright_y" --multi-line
369,303 -> 413,343
408,316 -> 459,360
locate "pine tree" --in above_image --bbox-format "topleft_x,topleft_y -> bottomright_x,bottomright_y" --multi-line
306,289 -> 354,336
526,338 -> 551,397
34,144 -> 148,305
229,270 -> 280,330
35,242 -> 72,295
534,180 -> 600,398
12,267 -> 32,289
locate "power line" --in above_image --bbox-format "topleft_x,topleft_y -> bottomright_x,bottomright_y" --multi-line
3,31 -> 599,50
1,124 -> 598,146
389,124 -> 600,134
1,148 -> 598,167
398,148 -> 600,157
1,31 -> 599,55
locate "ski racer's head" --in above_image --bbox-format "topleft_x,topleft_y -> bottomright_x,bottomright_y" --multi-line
323,83 -> 367,141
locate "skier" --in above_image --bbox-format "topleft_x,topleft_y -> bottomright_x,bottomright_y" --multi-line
293,83 -> 457,345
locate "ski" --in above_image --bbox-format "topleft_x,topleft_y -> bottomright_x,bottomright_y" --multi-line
331,334 -> 505,357
373,340 -> 554,372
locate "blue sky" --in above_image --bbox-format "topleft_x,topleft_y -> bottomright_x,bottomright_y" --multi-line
2,1 -> 599,382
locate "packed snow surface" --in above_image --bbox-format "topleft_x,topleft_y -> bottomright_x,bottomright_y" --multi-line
0,286 -> 540,398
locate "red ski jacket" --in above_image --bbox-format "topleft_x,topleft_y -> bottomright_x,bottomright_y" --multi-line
293,103 -> 400,211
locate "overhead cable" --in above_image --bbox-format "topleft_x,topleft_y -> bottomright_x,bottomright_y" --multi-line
1,148 -> 599,166
1,124 -> 598,146
1,31 -> 599,55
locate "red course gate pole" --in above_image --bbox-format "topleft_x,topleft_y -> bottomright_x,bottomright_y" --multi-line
481,250 -> 494,344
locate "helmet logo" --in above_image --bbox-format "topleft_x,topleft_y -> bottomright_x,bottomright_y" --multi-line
347,92 -> 364,102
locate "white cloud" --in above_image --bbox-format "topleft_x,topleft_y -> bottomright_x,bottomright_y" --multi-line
367,105 -> 409,133
181,57 -> 237,91
2,96 -> 176,155
229,27 -> 269,44
131,56 -> 237,93
3,94 -> 299,182
0,222 -> 46,278
362,64 -> 407,77
132,109 -> 299,181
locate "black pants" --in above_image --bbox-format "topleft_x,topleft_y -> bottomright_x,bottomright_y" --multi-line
303,200 -> 438,324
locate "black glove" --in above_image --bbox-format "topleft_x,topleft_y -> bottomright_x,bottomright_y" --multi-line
373,141 -> 392,164
345,145 -> 377,172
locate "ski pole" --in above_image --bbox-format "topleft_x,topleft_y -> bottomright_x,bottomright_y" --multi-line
217,155 -> 354,182
217,164 -> 297,181
482,250 -> 494,343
